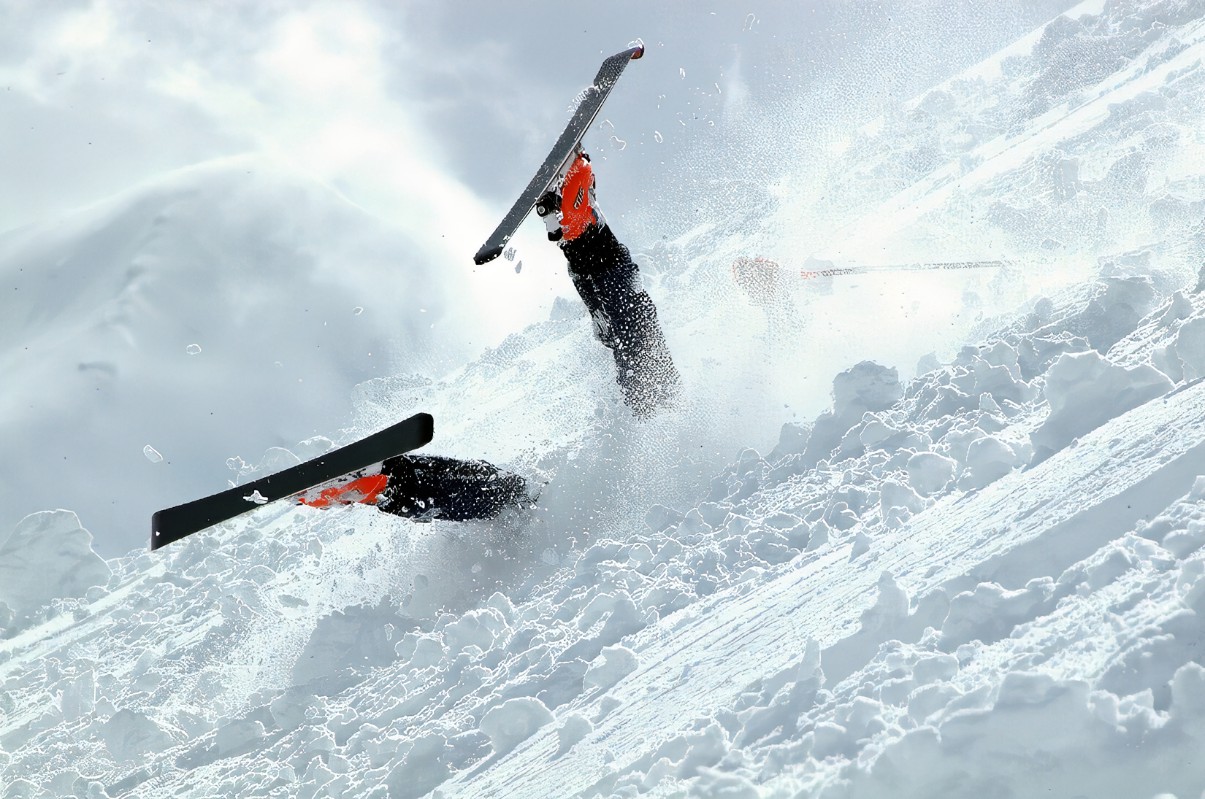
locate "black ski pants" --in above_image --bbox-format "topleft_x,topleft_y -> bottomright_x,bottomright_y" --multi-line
560,223 -> 680,417
378,455 -> 530,521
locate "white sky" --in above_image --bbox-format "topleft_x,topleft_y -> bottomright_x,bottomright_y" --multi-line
1,1 -> 1078,337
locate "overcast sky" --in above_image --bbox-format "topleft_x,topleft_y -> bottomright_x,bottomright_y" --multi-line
0,0 -> 1089,372
3,1 -> 1079,233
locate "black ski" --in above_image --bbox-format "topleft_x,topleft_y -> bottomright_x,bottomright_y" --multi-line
151,412 -> 434,550
473,44 -> 644,265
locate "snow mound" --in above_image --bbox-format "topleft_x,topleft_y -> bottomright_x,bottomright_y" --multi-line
0,510 -> 110,620
479,697 -> 554,757
1031,349 -> 1173,461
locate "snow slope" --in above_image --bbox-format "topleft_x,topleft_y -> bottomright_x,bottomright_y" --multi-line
4,1 -> 1205,797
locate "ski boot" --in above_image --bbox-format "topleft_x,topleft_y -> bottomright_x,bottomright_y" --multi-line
535,189 -> 563,242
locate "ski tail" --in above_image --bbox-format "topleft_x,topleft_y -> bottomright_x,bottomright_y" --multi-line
150,412 -> 434,550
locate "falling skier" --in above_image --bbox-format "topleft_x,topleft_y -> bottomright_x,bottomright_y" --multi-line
373,154 -> 680,523
536,151 -> 681,417
363,155 -> 681,521
152,48 -> 672,549
371,155 -> 684,523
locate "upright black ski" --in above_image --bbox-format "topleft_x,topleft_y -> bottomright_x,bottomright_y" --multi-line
473,44 -> 644,265
151,413 -> 434,550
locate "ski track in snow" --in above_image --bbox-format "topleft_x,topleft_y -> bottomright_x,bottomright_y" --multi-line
5,2 -> 1205,798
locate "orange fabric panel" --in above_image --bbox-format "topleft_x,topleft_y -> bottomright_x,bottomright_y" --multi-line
298,473 -> 389,508
560,155 -> 595,241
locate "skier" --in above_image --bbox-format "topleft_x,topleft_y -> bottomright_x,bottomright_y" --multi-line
359,155 -> 677,520
158,149 -> 678,544
536,151 -> 680,417
163,156 -> 675,538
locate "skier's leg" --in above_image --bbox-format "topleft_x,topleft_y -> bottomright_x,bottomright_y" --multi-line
376,455 -> 532,521
563,224 -> 681,416
566,262 -> 618,351
540,154 -> 680,416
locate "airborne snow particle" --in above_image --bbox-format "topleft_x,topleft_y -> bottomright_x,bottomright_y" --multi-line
185,343 -> 202,355
142,445 -> 163,463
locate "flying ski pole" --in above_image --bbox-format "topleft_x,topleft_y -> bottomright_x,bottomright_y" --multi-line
731,256 -> 1008,306
797,259 -> 1009,279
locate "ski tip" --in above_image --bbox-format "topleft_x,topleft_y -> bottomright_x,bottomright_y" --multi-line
415,411 -> 435,446
474,244 -> 503,265
631,43 -> 645,60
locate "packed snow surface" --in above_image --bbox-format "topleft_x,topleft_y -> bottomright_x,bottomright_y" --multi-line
4,1 -> 1205,797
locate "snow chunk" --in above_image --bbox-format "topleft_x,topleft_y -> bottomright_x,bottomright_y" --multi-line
1069,274 -> 1159,352
0,511 -> 111,617
100,709 -> 175,762
860,571 -> 910,633
1170,661 -> 1205,720
994,670 -> 1061,706
555,713 -> 594,756
676,720 -> 730,777
384,733 -> 450,799
1167,316 -> 1205,382
645,504 -> 684,533
1031,351 -> 1172,461
958,435 -> 1024,491
940,578 -> 1054,647
444,605 -> 511,655
690,769 -> 759,799
770,421 -> 809,459
584,644 -> 639,692
213,719 -> 266,757
293,601 -> 416,686
59,670 -> 96,722
479,696 -> 554,756
880,478 -> 925,520
907,451 -> 957,496
803,361 -> 903,465
950,342 -> 1033,405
